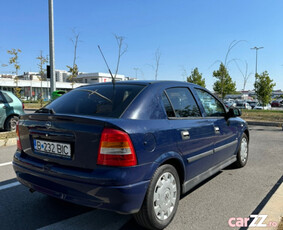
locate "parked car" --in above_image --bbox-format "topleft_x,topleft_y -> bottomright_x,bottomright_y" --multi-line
13,81 -> 249,229
271,100 -> 283,107
0,90 -> 25,131
224,100 -> 236,108
247,101 -> 258,109
235,101 -> 252,110
254,103 -> 271,110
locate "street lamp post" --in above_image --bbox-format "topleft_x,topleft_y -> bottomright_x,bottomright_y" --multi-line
48,0 -> 56,95
251,46 -> 264,81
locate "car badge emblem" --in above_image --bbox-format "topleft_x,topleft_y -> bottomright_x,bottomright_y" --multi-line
46,121 -> 52,129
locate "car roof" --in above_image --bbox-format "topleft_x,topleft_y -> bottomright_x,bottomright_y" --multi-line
81,80 -> 200,88
0,90 -> 11,93
0,90 -> 15,96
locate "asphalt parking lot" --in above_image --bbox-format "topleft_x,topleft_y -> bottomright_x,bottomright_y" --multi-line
0,125 -> 282,230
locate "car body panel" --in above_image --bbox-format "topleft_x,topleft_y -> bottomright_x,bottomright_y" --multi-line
13,155 -> 149,214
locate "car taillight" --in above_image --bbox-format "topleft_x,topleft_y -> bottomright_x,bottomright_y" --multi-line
22,103 -> 25,110
16,123 -> 22,151
97,128 -> 137,167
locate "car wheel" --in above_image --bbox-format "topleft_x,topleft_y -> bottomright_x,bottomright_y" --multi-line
134,164 -> 180,230
234,133 -> 249,168
5,115 -> 19,131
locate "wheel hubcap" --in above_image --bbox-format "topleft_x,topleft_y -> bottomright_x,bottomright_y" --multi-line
240,137 -> 248,163
153,172 -> 177,221
10,118 -> 17,131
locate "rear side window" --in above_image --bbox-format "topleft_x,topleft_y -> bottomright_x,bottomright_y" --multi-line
164,88 -> 201,117
161,93 -> 175,117
3,93 -> 13,103
46,84 -> 145,118
0,94 -> 4,103
195,89 -> 225,117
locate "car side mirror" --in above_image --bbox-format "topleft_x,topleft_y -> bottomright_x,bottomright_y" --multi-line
227,108 -> 241,118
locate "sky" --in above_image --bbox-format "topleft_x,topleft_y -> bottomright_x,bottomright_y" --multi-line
1,0 -> 283,91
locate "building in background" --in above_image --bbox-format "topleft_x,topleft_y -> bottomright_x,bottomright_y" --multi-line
76,72 -> 132,84
0,71 -> 134,101
17,70 -> 70,82
0,77 -> 86,101
55,70 -> 70,82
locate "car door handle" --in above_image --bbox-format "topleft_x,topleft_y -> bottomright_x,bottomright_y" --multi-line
181,130 -> 190,140
214,126 -> 220,134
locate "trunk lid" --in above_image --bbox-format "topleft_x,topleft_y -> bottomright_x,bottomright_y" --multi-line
18,113 -> 108,170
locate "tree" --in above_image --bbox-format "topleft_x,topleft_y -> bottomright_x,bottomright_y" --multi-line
7,48 -> 21,98
223,40 -> 246,67
233,59 -> 253,90
133,67 -> 144,80
213,63 -> 236,99
209,40 -> 246,95
254,71 -> 275,106
186,67 -> 206,87
154,48 -> 161,80
36,51 -> 48,107
7,48 -> 21,75
66,29 -> 80,88
114,34 -> 128,78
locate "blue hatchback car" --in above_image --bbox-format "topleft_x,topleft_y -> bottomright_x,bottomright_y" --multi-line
13,81 -> 249,229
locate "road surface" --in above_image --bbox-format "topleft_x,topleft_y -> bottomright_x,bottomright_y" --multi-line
0,126 -> 282,230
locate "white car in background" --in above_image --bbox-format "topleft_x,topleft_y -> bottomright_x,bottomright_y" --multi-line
235,101 -> 252,110
254,103 -> 271,110
224,100 -> 236,108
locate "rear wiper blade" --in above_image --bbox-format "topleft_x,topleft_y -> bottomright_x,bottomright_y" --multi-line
35,108 -> 56,114
78,89 -> 112,103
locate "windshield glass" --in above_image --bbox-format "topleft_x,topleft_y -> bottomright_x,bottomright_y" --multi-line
46,84 -> 145,118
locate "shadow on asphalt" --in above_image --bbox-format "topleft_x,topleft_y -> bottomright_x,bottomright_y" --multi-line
0,181 -> 93,230
0,178 -> 18,186
120,171 -> 223,230
119,218 -> 145,230
239,175 -> 283,230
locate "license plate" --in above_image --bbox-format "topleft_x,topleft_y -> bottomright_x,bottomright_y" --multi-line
34,139 -> 71,158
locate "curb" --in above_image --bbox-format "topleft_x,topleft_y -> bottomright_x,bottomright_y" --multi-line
24,108 -> 37,111
0,138 -> 17,147
248,182 -> 283,229
246,120 -> 283,128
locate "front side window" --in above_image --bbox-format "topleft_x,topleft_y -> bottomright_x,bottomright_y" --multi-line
164,88 -> 201,118
195,89 -> 225,117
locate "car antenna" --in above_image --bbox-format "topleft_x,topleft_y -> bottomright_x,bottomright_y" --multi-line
97,45 -> 115,86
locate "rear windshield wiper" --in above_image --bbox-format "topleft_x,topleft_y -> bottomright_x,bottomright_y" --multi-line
77,89 -> 112,103
35,108 -> 56,114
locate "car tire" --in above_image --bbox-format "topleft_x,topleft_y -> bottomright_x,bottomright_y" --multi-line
134,164 -> 180,230
4,115 -> 19,131
234,133 -> 249,168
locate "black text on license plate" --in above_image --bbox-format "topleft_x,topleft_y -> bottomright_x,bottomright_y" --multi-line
34,140 -> 71,157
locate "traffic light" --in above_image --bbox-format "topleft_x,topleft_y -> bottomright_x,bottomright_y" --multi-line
47,65 -> 50,79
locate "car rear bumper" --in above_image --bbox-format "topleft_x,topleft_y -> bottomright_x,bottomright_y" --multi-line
13,152 -> 150,214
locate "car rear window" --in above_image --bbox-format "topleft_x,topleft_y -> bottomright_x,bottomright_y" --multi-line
0,92 -> 13,103
45,84 -> 145,118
